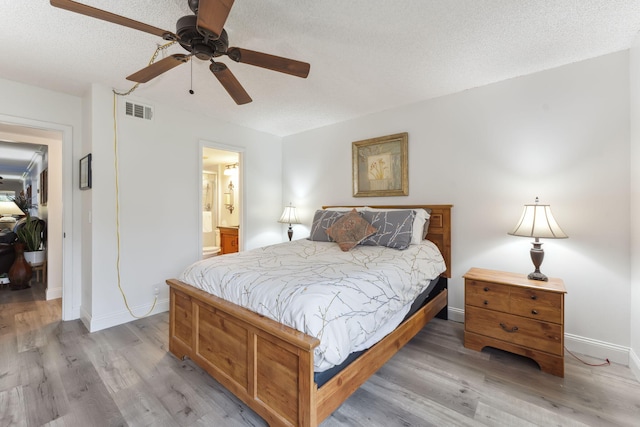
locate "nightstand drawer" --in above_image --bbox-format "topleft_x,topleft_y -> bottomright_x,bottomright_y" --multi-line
465,306 -> 563,356
509,287 -> 563,323
465,279 -> 510,312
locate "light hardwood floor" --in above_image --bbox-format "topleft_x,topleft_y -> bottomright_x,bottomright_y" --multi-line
1,281 -> 639,426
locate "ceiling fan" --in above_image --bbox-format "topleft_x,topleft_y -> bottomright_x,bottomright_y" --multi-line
50,0 -> 311,105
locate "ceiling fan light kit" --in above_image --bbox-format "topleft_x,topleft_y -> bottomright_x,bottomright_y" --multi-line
50,0 -> 310,105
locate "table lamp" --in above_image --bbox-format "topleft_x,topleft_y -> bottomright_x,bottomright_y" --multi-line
278,203 -> 300,241
0,200 -> 25,217
508,197 -> 568,281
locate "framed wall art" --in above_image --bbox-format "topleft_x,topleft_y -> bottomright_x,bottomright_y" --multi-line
40,168 -> 48,205
79,153 -> 92,190
352,132 -> 408,197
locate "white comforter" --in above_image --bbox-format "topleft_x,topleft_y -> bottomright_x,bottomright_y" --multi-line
179,239 -> 446,372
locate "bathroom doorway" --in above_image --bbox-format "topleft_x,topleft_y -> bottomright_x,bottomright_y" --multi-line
201,144 -> 241,258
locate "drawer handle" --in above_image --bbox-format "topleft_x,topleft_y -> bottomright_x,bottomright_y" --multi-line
531,309 -> 538,315
483,300 -> 489,305
483,287 -> 490,292
499,323 -> 519,333
531,295 -> 537,300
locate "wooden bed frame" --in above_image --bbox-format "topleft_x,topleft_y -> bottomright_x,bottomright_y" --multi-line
166,204 -> 452,426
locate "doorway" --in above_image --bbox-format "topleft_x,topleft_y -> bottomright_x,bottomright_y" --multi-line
201,143 -> 242,258
0,140 -> 48,295
0,116 -> 74,320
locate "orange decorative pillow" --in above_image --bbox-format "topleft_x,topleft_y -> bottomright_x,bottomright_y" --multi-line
326,209 -> 377,251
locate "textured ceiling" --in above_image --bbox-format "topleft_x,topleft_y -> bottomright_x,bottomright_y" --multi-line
1,1 -> 640,137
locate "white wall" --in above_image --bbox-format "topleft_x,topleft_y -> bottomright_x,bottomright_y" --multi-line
283,52 -> 632,364
629,35 -> 640,380
79,86 -> 100,324
83,84 -> 283,331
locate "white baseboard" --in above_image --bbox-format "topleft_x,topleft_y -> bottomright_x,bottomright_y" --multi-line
629,347 -> 640,382
79,305 -> 92,332
448,306 -> 464,323
564,333 -> 629,366
86,298 -> 169,332
46,286 -> 62,300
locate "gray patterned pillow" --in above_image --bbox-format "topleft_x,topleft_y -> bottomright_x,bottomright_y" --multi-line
360,210 -> 416,250
308,210 -> 346,242
364,207 -> 431,244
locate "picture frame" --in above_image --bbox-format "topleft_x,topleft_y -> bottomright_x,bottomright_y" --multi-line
352,132 -> 408,197
40,169 -> 48,205
79,153 -> 92,190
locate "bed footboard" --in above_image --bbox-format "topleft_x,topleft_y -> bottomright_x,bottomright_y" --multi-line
167,278 -> 321,427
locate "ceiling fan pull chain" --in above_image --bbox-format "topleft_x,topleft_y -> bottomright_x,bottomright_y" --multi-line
189,59 -> 195,95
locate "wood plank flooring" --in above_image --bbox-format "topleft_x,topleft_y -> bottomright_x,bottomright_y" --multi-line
1,282 -> 639,426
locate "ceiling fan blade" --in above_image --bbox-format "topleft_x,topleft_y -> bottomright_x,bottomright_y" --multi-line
50,0 -> 177,40
197,0 -> 235,40
126,54 -> 190,83
226,48 -> 310,78
210,62 -> 252,105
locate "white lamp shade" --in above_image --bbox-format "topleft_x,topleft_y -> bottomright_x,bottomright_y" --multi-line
0,200 -> 25,216
509,203 -> 567,239
278,205 -> 300,225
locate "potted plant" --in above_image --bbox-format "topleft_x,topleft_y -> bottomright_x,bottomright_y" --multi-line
16,216 -> 45,264
11,191 -> 46,265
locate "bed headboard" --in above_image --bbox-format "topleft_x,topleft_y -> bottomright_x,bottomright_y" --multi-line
321,205 -> 452,278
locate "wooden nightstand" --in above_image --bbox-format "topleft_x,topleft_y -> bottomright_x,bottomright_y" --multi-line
463,267 -> 567,377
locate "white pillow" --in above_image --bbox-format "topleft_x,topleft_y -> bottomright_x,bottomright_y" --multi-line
363,207 -> 430,244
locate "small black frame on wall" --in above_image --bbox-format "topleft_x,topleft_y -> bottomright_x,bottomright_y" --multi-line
79,153 -> 92,190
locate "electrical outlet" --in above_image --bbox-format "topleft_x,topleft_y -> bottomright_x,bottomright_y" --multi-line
153,286 -> 159,296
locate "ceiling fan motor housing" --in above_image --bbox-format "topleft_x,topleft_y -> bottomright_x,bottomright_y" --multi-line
176,15 -> 228,60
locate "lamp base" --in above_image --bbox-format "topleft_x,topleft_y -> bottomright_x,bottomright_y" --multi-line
527,271 -> 548,281
528,240 -> 548,281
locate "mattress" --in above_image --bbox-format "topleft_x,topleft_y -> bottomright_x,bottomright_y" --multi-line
179,238 -> 446,372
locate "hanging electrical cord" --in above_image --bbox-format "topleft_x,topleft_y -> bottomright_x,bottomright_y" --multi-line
108,43 -> 177,317
110,92 -> 157,319
108,91 -> 158,319
564,346 -> 610,367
